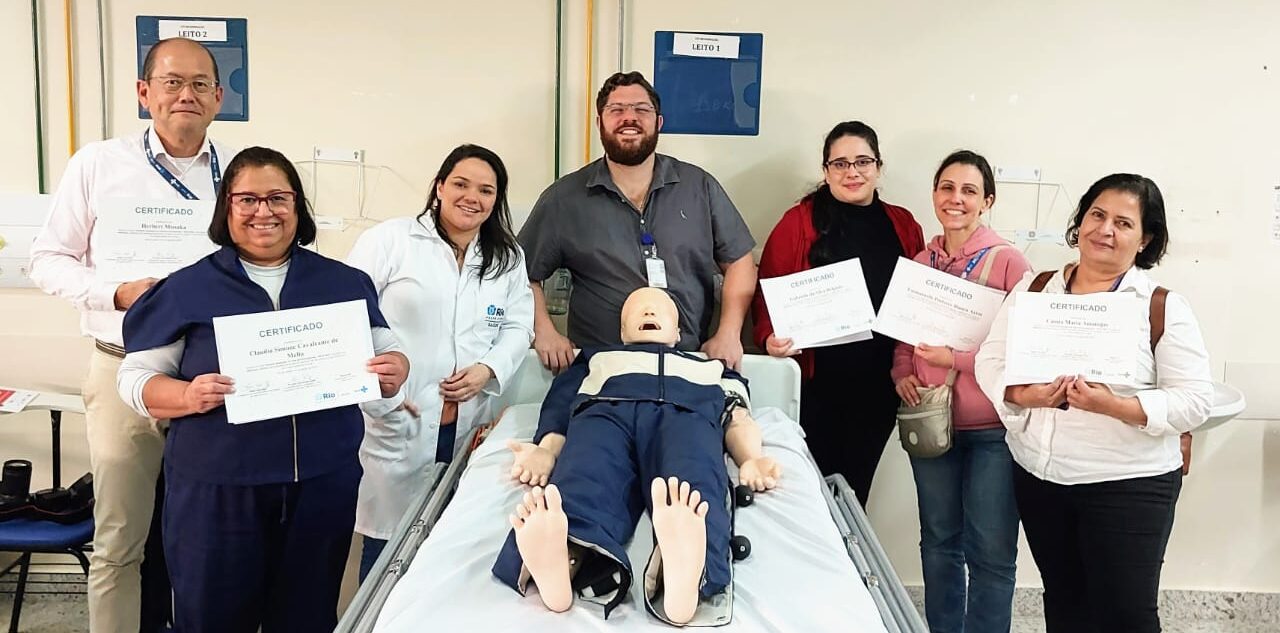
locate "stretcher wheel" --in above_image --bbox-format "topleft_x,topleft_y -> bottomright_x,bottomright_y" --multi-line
734,485 -> 754,508
731,535 -> 751,561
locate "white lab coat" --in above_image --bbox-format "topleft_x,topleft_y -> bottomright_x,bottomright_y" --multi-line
346,216 -> 534,538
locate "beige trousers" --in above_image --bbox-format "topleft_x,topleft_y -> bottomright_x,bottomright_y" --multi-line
81,349 -> 165,633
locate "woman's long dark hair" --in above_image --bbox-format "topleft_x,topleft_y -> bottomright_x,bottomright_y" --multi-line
417,144 -> 520,280
807,121 -> 882,267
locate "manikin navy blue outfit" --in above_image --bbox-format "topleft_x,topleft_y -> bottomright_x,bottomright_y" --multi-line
123,245 -> 388,633
492,344 -> 749,625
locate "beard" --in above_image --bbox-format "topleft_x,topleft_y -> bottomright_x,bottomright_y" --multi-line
600,123 -> 659,166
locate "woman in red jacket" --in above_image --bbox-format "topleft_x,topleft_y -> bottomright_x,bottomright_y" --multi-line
752,121 -> 923,507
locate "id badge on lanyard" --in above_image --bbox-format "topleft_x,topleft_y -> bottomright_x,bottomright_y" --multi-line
640,231 -> 667,289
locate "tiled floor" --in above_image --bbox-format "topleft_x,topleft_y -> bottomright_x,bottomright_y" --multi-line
0,594 -> 88,633
1011,618 -> 1278,633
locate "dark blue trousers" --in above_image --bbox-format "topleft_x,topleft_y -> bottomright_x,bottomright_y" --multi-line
494,401 -> 731,613
141,468 -> 172,632
163,460 -> 361,633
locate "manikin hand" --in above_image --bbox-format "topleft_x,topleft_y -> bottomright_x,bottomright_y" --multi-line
507,440 -> 556,487
738,457 -> 781,492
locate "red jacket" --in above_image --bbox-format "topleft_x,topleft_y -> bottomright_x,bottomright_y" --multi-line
751,195 -> 925,380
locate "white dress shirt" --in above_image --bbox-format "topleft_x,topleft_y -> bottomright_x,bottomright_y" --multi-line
345,215 -> 534,538
29,127 -> 238,346
116,258 -> 401,418
975,266 -> 1213,485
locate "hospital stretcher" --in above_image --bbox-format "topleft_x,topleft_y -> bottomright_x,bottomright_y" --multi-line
335,353 -> 927,632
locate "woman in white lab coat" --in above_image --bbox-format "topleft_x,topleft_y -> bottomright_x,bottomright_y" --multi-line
346,144 -> 534,581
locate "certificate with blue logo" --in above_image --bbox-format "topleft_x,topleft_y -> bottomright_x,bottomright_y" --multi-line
92,197 -> 217,282
759,258 -> 876,350
1005,292 -> 1140,386
213,299 -> 381,424
873,257 -> 1007,351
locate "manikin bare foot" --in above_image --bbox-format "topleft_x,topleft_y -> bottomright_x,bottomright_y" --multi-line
510,485 -> 573,612
650,476 -> 709,625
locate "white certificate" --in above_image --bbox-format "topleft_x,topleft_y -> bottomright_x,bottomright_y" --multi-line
93,197 -> 217,282
873,257 -> 1008,351
1004,292 -> 1141,385
213,300 -> 380,424
759,259 -> 876,350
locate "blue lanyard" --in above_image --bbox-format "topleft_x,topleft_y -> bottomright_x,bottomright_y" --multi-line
930,246 -> 991,280
143,128 -> 220,201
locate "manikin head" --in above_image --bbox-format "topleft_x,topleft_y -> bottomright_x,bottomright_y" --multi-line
620,287 -> 681,346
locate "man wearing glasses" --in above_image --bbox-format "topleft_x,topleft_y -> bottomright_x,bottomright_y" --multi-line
520,71 -> 757,373
29,37 -> 236,633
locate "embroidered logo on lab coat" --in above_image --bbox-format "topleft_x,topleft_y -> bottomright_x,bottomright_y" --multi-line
484,304 -> 505,328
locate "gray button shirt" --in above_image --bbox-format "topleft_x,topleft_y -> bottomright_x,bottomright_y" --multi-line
519,154 -> 755,351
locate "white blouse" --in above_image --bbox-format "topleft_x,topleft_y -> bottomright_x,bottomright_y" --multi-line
974,266 -> 1213,485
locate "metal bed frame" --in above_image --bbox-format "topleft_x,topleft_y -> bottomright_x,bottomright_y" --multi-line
336,354 -> 926,633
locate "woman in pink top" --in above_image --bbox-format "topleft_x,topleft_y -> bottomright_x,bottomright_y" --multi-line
890,150 -> 1030,633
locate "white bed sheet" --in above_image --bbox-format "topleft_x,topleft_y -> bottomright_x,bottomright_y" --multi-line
372,404 -> 889,632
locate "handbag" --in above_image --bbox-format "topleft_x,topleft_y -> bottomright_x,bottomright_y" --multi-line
896,245 -> 1008,459
897,369 -> 958,458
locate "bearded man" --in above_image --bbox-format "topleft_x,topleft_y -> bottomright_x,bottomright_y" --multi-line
518,71 -> 757,373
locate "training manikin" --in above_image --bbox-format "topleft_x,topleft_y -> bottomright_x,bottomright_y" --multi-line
491,287 -> 782,626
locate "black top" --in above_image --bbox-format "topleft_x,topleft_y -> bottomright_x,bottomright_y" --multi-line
806,188 -> 903,385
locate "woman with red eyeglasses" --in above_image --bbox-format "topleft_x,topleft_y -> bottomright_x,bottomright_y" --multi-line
115,146 -> 410,632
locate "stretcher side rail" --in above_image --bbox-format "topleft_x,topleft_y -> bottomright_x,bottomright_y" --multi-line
826,474 -> 928,633
335,427 -> 478,633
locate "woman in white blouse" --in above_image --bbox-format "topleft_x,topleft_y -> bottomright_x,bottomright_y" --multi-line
346,144 -> 534,581
975,173 -> 1211,633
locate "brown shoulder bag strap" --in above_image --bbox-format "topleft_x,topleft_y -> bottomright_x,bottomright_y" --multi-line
1027,270 -> 1055,293
1149,287 -> 1168,352
1147,285 -> 1190,473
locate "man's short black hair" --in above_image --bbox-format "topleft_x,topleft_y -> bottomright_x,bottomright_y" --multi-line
141,38 -> 221,84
